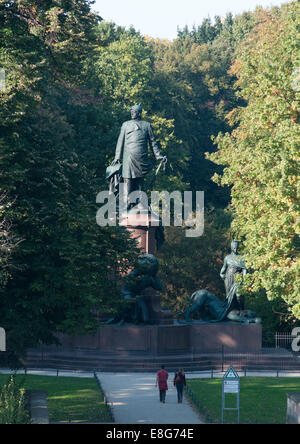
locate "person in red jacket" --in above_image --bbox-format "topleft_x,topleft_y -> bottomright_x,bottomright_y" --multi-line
156,365 -> 168,403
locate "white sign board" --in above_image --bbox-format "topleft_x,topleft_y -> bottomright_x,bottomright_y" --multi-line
224,380 -> 239,393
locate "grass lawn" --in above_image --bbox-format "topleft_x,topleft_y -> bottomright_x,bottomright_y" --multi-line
0,374 -> 112,423
186,377 -> 300,424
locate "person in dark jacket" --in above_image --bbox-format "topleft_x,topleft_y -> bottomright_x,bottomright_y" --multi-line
156,365 -> 168,403
173,368 -> 186,403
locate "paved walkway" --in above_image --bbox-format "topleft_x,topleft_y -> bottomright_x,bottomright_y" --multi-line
96,372 -> 203,424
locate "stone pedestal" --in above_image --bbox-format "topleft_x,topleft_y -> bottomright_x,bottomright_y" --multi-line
55,323 -> 262,355
189,323 -> 262,353
120,210 -> 160,254
143,288 -> 173,325
121,210 -> 173,325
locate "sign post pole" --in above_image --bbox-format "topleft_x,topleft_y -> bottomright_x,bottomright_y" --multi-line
222,366 -> 240,424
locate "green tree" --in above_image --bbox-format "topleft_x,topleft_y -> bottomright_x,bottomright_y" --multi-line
177,16 -> 223,45
148,36 -> 236,207
0,194 -> 19,289
208,2 -> 300,318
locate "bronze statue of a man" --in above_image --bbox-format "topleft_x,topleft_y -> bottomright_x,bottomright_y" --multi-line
112,104 -> 167,208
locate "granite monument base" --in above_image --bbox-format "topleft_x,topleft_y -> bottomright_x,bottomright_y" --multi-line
121,210 -> 173,325
55,322 -> 262,355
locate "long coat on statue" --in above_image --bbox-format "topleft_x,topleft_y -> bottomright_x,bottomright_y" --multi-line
115,119 -> 164,179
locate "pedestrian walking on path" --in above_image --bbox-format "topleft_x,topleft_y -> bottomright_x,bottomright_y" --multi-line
174,368 -> 186,403
156,365 -> 168,403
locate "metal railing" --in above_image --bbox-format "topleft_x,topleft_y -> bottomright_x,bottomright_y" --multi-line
275,332 -> 294,350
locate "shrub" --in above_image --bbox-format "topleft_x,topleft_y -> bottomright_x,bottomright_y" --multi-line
0,376 -> 30,424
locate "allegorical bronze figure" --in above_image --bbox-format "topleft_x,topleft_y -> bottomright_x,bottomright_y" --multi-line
180,241 -> 261,324
184,289 -> 261,324
121,254 -> 163,324
220,240 -> 247,311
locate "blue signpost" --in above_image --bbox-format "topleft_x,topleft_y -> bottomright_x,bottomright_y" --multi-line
222,366 -> 240,424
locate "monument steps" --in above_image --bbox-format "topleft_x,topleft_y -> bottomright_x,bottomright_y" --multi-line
23,348 -> 300,373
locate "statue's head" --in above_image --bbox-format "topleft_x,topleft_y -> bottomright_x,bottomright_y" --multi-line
137,253 -> 158,277
231,240 -> 239,254
131,104 -> 142,120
